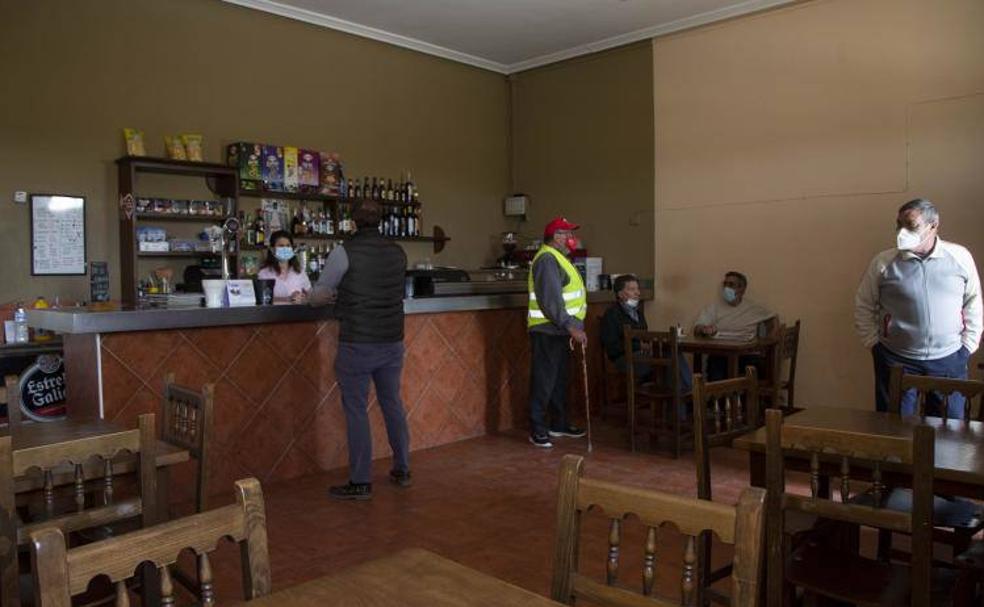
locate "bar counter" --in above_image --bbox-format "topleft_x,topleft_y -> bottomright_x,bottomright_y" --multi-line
27,293 -> 613,501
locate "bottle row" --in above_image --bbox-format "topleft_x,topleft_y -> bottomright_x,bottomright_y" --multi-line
341,173 -> 419,204
239,201 -> 423,245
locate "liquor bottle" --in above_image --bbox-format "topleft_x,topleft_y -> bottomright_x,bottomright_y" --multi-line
414,206 -> 422,236
245,212 -> 256,245
407,206 -> 415,237
405,171 -> 414,202
362,177 -> 370,200
255,213 -> 266,245
326,209 -> 335,235
346,179 -> 354,199
370,177 -> 379,201
353,179 -> 362,199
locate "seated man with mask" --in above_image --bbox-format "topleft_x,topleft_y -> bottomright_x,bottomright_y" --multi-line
693,271 -> 777,381
601,274 -> 692,391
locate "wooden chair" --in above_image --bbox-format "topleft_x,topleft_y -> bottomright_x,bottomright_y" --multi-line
764,408 -> 936,607
889,365 -> 984,423
161,372 -> 214,514
598,325 -> 628,421
0,414 -> 158,607
28,477 -> 271,607
551,454 -> 765,607
759,321 -> 800,411
880,367 -> 984,561
693,367 -> 760,606
624,327 -> 688,457
2,374 -> 23,427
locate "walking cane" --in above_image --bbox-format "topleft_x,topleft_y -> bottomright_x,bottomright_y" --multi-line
579,341 -> 593,454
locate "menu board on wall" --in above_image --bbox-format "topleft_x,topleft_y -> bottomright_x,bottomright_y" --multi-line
31,195 -> 86,275
89,261 -> 110,302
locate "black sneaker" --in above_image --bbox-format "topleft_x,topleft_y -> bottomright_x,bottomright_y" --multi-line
328,482 -> 372,501
390,469 -> 412,488
549,425 -> 586,438
529,434 -> 553,448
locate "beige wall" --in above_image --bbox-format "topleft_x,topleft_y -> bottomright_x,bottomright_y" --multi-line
652,0 -> 984,408
0,0 -> 510,304
510,43 -> 655,281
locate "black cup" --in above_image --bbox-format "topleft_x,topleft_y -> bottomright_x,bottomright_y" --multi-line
253,279 -> 275,305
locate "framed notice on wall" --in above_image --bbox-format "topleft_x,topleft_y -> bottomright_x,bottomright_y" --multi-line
31,194 -> 86,275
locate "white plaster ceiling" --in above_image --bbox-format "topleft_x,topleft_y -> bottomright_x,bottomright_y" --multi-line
223,0 -> 796,73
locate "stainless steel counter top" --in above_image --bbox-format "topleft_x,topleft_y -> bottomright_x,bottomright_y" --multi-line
27,290 -> 624,334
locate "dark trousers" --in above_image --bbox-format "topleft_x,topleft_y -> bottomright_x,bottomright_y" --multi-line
872,342 -> 969,416
706,355 -> 764,382
335,341 -> 410,484
529,332 -> 572,436
615,354 -> 693,392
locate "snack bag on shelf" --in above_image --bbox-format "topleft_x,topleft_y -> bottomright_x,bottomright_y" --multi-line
227,142 -> 263,191
164,135 -> 187,160
181,133 -> 204,161
261,145 -> 284,192
123,128 -> 146,156
319,152 -> 342,196
283,146 -> 299,193
298,149 -> 320,194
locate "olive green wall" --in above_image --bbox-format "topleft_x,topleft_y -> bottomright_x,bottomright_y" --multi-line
0,0 -> 510,303
509,43 -> 655,282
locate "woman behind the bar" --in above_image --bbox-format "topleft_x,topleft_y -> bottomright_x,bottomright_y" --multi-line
257,230 -> 311,302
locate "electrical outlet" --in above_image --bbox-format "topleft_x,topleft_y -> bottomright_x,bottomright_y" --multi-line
13,191 -> 27,204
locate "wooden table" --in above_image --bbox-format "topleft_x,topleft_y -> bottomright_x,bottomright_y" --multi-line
248,548 -> 564,606
732,406 -> 984,499
678,336 -> 772,378
11,418 -> 189,513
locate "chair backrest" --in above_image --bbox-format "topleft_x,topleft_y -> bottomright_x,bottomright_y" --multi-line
764,409 -> 933,607
888,365 -> 984,422
693,367 -> 760,501
162,372 -> 214,511
552,455 -> 766,607
769,321 -> 800,407
29,477 -> 271,607
623,327 -> 682,394
13,413 -> 158,541
2,374 -> 23,427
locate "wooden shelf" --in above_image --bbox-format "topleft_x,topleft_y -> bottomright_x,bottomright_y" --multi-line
136,213 -> 230,223
137,251 -> 218,258
117,156 -> 237,178
239,189 -> 420,207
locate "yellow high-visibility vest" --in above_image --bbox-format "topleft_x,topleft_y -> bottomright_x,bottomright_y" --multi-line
528,245 -> 587,328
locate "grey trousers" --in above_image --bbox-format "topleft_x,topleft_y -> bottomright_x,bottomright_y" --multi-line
334,341 -> 410,484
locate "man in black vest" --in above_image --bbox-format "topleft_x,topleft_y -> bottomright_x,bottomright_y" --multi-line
310,199 -> 410,500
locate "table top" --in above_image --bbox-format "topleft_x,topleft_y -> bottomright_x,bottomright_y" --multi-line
678,336 -> 767,353
732,406 -> 984,488
12,418 -> 188,467
249,548 -> 563,607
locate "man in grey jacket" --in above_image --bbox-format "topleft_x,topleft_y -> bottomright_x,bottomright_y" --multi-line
526,217 -> 588,448
855,198 -> 982,416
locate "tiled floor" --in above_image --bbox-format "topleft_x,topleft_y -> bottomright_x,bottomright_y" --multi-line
200,422 -> 762,605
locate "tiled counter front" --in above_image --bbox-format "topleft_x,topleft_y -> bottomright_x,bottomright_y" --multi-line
98,308 -> 578,501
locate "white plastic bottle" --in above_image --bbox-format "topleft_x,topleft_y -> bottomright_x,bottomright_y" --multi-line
13,304 -> 29,343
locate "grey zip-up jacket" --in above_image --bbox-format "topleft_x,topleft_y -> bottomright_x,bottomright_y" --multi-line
854,238 -> 982,360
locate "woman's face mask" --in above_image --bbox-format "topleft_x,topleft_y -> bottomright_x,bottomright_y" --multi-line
274,246 -> 295,262
625,298 -> 640,308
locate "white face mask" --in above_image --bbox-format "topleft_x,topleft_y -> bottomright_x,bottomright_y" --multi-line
896,227 -> 928,251
624,298 -> 639,309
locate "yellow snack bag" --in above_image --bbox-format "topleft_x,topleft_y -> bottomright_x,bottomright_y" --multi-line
123,128 -> 146,156
164,135 -> 187,160
181,133 -> 204,161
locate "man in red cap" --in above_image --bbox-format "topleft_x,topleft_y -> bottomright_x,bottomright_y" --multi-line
526,217 -> 588,447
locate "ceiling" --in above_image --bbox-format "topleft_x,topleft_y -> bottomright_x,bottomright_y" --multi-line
223,0 -> 796,74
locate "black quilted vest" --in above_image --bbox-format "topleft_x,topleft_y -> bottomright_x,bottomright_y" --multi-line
336,231 -> 407,343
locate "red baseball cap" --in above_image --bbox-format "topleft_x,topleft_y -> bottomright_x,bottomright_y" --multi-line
543,217 -> 579,239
